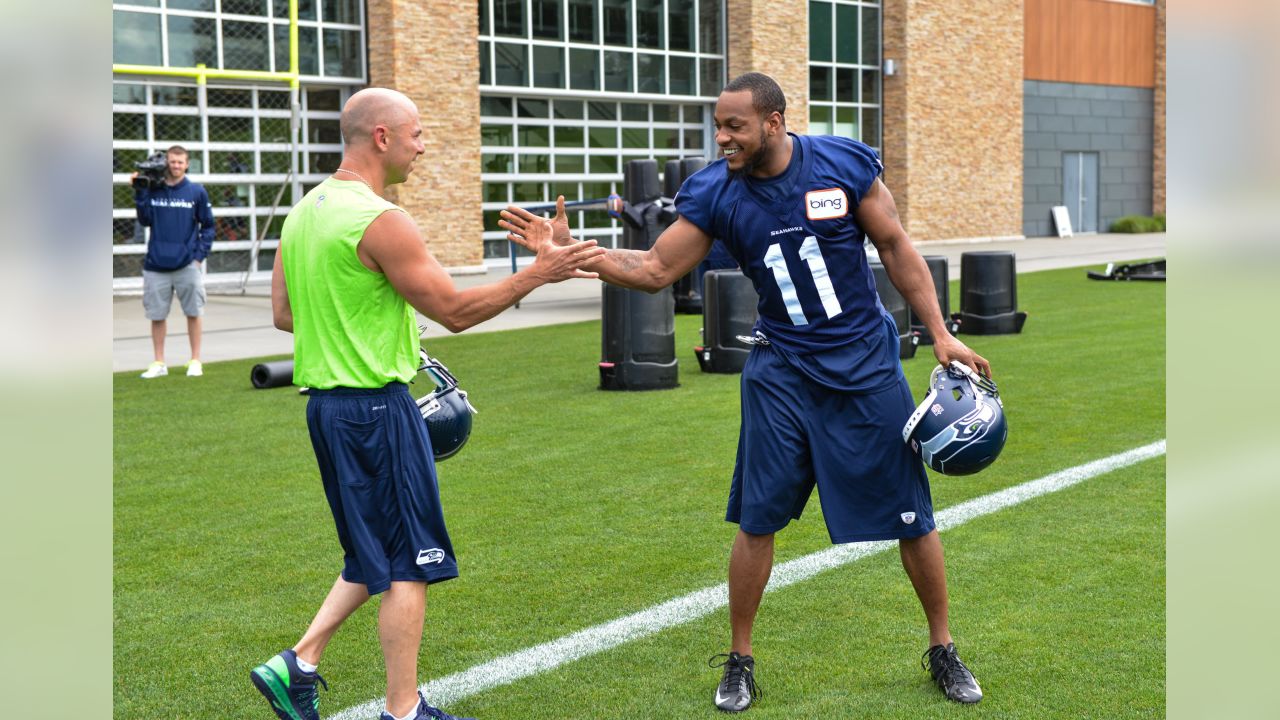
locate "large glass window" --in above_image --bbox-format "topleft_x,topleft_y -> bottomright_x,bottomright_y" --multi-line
479,97 -> 711,260
808,0 -> 881,149
533,45 -> 565,88
322,0 -> 361,24
167,16 -> 218,68
110,1 -> 366,80
567,0 -> 596,41
669,0 -> 695,51
481,0 -> 723,98
478,1 -> 725,264
114,11 -> 162,66
322,28 -> 362,77
223,20 -> 271,71
532,0 -> 563,39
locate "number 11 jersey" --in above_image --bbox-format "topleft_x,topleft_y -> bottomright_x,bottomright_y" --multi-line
675,133 -> 902,393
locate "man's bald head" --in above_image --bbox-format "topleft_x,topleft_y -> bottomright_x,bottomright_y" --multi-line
340,88 -> 419,147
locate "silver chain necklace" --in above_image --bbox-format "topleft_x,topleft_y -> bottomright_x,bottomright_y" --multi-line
334,167 -> 374,192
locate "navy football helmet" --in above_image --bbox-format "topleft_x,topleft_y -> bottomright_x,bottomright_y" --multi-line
415,350 -> 477,462
903,361 -> 1007,476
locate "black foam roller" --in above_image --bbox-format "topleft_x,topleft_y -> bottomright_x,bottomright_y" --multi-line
251,360 -> 294,389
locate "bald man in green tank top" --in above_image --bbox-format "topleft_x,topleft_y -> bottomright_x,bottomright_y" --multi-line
250,88 -> 605,720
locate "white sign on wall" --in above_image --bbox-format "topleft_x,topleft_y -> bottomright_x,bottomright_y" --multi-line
1051,205 -> 1074,237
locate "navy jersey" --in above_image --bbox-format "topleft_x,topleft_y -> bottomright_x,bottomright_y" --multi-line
676,134 -> 900,392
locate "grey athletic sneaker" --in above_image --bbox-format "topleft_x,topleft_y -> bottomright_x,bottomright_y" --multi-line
710,651 -> 760,712
379,691 -> 476,720
923,642 -> 983,704
250,649 -> 328,720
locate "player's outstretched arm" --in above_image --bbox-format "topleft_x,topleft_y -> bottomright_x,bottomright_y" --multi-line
361,209 -> 605,333
500,195 -> 713,293
857,179 -> 992,377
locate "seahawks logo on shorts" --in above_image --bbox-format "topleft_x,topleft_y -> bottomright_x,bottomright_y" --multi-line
416,548 -> 445,565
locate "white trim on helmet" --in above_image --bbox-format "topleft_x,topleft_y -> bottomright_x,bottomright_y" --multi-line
903,387 -> 940,443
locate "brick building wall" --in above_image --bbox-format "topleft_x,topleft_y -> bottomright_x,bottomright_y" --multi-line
881,0 -> 1023,241
1153,0 -> 1165,216
366,0 -> 485,270
881,0 -> 908,227
725,0 -> 809,135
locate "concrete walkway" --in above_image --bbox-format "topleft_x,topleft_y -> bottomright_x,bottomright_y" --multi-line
113,233 -> 1165,372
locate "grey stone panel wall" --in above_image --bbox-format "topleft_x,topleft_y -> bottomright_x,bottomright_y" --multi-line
1023,80 -> 1154,236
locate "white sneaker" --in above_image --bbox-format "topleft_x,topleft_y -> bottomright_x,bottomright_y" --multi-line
186,360 -> 204,377
140,362 -> 168,379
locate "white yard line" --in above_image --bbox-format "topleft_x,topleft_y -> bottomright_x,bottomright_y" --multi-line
331,440 -> 1166,719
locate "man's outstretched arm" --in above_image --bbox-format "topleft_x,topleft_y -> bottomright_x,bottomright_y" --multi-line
360,210 -> 605,333
500,196 -> 713,293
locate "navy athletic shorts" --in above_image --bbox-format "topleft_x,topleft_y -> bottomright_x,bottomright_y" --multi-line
727,345 -> 936,543
306,382 -> 458,593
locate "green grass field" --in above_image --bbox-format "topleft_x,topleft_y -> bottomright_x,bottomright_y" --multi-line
113,265 -> 1165,719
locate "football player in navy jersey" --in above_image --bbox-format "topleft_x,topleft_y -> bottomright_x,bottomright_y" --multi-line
502,72 -> 989,711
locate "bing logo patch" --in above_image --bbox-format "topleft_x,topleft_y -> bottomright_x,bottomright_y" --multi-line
805,188 -> 848,220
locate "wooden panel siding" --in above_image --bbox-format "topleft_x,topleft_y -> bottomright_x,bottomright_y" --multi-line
1026,0 -> 1155,87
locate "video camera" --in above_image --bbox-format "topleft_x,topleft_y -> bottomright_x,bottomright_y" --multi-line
132,151 -> 168,190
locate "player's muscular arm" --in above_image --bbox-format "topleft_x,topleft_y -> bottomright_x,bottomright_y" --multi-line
609,249 -> 645,273
858,178 -> 991,377
588,223 -> 707,291
360,210 -> 603,332
570,219 -> 710,292
500,198 -> 713,292
859,179 -> 947,335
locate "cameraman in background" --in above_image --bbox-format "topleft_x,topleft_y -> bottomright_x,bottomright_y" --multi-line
132,145 -> 215,379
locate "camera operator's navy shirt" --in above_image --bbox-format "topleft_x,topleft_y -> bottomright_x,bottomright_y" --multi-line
675,133 -> 901,393
135,177 -> 215,272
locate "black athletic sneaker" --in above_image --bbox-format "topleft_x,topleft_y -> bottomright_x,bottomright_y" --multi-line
250,649 -> 329,720
710,651 -> 761,712
923,643 -> 983,704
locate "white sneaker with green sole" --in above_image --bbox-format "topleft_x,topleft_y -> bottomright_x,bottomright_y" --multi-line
140,362 -> 167,379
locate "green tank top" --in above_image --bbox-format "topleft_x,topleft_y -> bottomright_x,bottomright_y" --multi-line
280,177 -> 418,389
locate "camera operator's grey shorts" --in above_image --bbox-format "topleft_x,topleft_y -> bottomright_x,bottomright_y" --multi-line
143,262 -> 205,320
